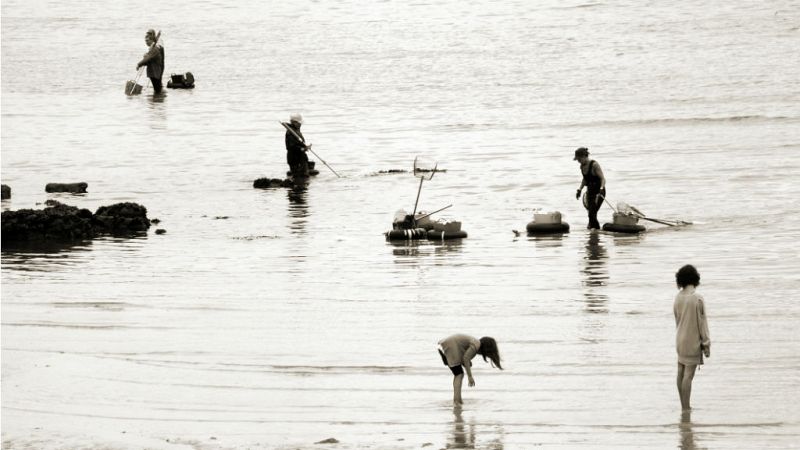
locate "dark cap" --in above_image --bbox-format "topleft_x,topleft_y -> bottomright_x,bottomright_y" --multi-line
573,147 -> 589,160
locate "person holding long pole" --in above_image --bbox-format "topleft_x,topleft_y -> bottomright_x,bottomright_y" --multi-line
284,113 -> 310,178
574,147 -> 606,230
136,29 -> 164,94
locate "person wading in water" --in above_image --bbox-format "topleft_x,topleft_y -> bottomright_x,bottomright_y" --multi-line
136,29 -> 164,94
284,112 -> 310,178
574,147 -> 606,230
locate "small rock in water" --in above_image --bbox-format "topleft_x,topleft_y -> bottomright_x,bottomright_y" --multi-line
155,229 -> 166,235
1,184 -> 10,200
45,182 -> 88,193
253,177 -> 293,189
314,437 -> 339,444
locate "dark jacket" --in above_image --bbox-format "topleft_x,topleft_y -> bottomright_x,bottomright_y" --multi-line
285,124 -> 308,166
138,45 -> 164,79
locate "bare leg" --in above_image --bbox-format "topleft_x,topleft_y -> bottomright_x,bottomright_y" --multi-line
676,363 -> 685,408
679,363 -> 697,411
453,373 -> 464,405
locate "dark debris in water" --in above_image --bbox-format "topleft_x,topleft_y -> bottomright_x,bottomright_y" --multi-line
253,177 -> 293,188
231,235 -> 280,240
371,168 -> 447,176
315,437 -> 339,444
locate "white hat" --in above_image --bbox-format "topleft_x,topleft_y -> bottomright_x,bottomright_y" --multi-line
289,112 -> 304,124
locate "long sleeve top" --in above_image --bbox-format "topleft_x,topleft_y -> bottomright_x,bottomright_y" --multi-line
138,44 -> 164,79
673,286 -> 711,365
438,334 -> 480,367
284,124 -> 306,156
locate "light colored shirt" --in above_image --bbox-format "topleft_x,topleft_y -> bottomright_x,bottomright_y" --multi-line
438,334 -> 480,367
673,286 -> 711,365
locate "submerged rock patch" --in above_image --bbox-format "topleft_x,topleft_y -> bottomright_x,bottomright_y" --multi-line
1,200 -> 153,248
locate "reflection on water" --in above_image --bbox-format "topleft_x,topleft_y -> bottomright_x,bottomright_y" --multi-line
679,411 -> 703,450
446,406 -> 504,450
389,239 -> 465,266
581,232 -> 608,313
287,182 -> 309,235
146,92 -> 167,129
1,240 -> 94,272
529,233 -> 567,248
448,406 -> 475,449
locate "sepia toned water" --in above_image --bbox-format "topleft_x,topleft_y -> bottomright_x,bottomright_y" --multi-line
2,0 -> 800,448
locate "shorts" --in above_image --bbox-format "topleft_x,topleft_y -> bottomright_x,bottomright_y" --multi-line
438,349 -> 463,376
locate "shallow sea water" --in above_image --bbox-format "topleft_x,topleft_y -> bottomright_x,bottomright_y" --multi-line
2,1 -> 800,448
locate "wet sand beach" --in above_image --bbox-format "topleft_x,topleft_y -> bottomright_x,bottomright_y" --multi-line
2,0 -> 800,448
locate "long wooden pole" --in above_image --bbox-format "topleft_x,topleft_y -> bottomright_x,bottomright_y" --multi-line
280,122 -> 341,178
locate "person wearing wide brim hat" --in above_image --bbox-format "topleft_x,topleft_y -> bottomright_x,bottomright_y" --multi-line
574,147 -> 606,229
136,29 -> 165,93
285,112 -> 310,178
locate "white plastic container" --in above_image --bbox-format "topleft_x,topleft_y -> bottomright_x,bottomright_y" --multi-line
533,211 -> 562,224
433,218 -> 462,232
612,212 -> 639,226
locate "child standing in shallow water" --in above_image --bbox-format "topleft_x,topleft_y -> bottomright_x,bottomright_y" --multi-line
438,334 -> 502,405
673,264 -> 711,411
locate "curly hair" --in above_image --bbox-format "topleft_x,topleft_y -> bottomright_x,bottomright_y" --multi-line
675,264 -> 701,288
478,337 -> 503,370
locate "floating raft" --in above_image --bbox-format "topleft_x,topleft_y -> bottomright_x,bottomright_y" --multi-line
525,211 -> 569,235
602,212 -> 646,233
385,217 -> 467,241
526,222 -> 570,234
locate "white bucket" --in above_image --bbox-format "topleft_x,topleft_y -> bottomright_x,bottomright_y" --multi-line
433,218 -> 462,232
533,211 -> 562,224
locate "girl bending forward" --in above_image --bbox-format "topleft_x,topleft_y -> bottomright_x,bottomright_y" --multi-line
438,334 -> 502,405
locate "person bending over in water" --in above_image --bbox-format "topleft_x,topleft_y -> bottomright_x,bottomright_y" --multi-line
673,264 -> 711,411
438,334 -> 502,405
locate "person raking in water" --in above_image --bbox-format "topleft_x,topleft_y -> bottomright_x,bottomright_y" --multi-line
284,113 -> 310,178
574,147 -> 606,230
136,29 -> 164,94
673,264 -> 711,411
438,334 -> 502,405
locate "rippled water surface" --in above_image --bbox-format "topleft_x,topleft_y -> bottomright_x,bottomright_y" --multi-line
3,1 -> 800,448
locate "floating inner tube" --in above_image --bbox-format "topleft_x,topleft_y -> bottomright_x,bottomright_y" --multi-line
526,221 -> 570,235
426,229 -> 468,240
385,228 -> 428,241
602,223 -> 646,233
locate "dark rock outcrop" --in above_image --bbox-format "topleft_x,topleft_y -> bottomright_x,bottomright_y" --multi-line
2,200 -> 152,248
253,178 -> 293,189
93,202 -> 150,234
45,182 -> 88,193
1,184 -> 10,199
